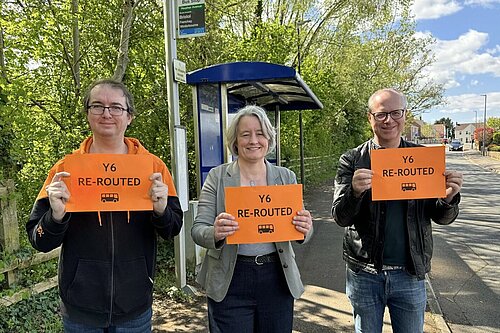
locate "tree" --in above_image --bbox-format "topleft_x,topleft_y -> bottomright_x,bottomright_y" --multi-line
1,0 -> 446,236
434,118 -> 454,138
487,117 -> 500,133
474,127 -> 494,147
420,123 -> 436,139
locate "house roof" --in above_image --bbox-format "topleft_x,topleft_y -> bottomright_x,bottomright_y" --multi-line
455,123 -> 475,131
412,119 -> 425,127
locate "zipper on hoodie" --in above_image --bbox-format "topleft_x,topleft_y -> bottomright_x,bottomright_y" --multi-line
108,212 -> 115,325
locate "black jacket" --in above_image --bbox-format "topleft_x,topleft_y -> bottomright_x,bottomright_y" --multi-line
26,137 -> 183,326
332,139 -> 460,280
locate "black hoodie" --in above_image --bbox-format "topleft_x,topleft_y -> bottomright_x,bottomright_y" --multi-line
26,137 -> 183,326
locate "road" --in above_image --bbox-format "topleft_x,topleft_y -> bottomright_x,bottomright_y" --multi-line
428,151 -> 500,333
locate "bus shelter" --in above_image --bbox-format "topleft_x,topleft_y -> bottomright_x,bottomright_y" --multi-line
186,61 -> 323,195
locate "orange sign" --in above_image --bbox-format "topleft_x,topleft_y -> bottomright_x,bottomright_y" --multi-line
225,184 -> 304,244
371,146 -> 446,201
64,154 -> 154,212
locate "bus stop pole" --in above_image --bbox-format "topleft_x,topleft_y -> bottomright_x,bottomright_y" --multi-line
299,111 -> 305,185
275,106 -> 281,166
163,0 -> 187,290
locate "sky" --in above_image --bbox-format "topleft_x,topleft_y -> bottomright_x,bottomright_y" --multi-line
410,0 -> 500,126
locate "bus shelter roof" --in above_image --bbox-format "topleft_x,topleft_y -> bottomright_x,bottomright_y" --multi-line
186,61 -> 323,111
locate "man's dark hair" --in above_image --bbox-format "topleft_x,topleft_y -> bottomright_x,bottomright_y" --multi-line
82,79 -> 136,116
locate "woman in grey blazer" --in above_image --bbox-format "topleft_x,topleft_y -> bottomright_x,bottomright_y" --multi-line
191,105 -> 313,333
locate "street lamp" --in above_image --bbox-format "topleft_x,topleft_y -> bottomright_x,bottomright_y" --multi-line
481,94 -> 487,156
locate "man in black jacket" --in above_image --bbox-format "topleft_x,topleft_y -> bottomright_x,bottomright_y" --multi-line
26,79 -> 183,332
332,88 -> 463,333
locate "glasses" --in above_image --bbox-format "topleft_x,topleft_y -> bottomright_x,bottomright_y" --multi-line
369,109 -> 405,121
88,105 -> 128,116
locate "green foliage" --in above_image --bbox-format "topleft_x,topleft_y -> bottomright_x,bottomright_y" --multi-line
153,239 -> 178,293
0,254 -> 57,299
492,132 -> 500,145
487,117 -> 500,132
420,123 -> 437,139
0,288 -> 62,333
20,259 -> 59,289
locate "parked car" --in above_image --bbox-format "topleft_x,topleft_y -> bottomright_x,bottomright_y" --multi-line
449,139 -> 464,151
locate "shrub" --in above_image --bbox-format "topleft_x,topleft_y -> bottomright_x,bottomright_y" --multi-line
488,144 -> 500,152
493,132 -> 500,145
0,288 -> 62,332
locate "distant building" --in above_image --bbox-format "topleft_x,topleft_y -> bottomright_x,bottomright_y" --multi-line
404,118 -> 444,143
454,123 -> 476,143
432,124 -> 446,141
404,118 -> 424,141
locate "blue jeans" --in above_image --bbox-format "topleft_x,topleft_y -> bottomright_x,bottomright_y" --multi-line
208,259 -> 294,333
346,266 -> 426,333
62,308 -> 152,333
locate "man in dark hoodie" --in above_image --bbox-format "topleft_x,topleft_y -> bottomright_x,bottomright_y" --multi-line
27,79 -> 183,332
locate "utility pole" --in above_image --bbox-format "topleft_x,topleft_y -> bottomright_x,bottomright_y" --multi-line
481,95 -> 487,156
474,110 -> 478,149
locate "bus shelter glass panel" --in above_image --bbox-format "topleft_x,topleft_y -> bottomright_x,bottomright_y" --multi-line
265,111 -> 277,164
198,84 -> 223,186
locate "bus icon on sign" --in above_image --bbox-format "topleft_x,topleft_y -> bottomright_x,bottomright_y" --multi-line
101,193 -> 119,202
258,224 -> 274,234
401,183 -> 417,191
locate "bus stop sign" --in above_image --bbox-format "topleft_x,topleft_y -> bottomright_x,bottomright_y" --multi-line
177,0 -> 206,38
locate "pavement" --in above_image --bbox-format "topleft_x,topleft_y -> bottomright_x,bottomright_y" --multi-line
463,148 -> 500,174
152,148 -> 500,333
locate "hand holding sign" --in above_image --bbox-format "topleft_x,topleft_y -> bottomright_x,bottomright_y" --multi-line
46,171 -> 71,222
352,169 -> 374,198
214,212 -> 239,242
292,209 -> 313,236
444,170 -> 463,203
149,173 -> 169,215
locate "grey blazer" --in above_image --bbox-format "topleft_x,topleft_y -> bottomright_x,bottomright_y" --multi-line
191,160 -> 313,302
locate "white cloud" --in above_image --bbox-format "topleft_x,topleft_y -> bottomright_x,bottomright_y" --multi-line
410,1 -> 500,123
464,0 -> 500,7
411,0 -> 463,20
411,0 -> 500,20
486,45 -> 500,55
444,92 -> 500,116
421,30 -> 500,88
424,93 -> 500,125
